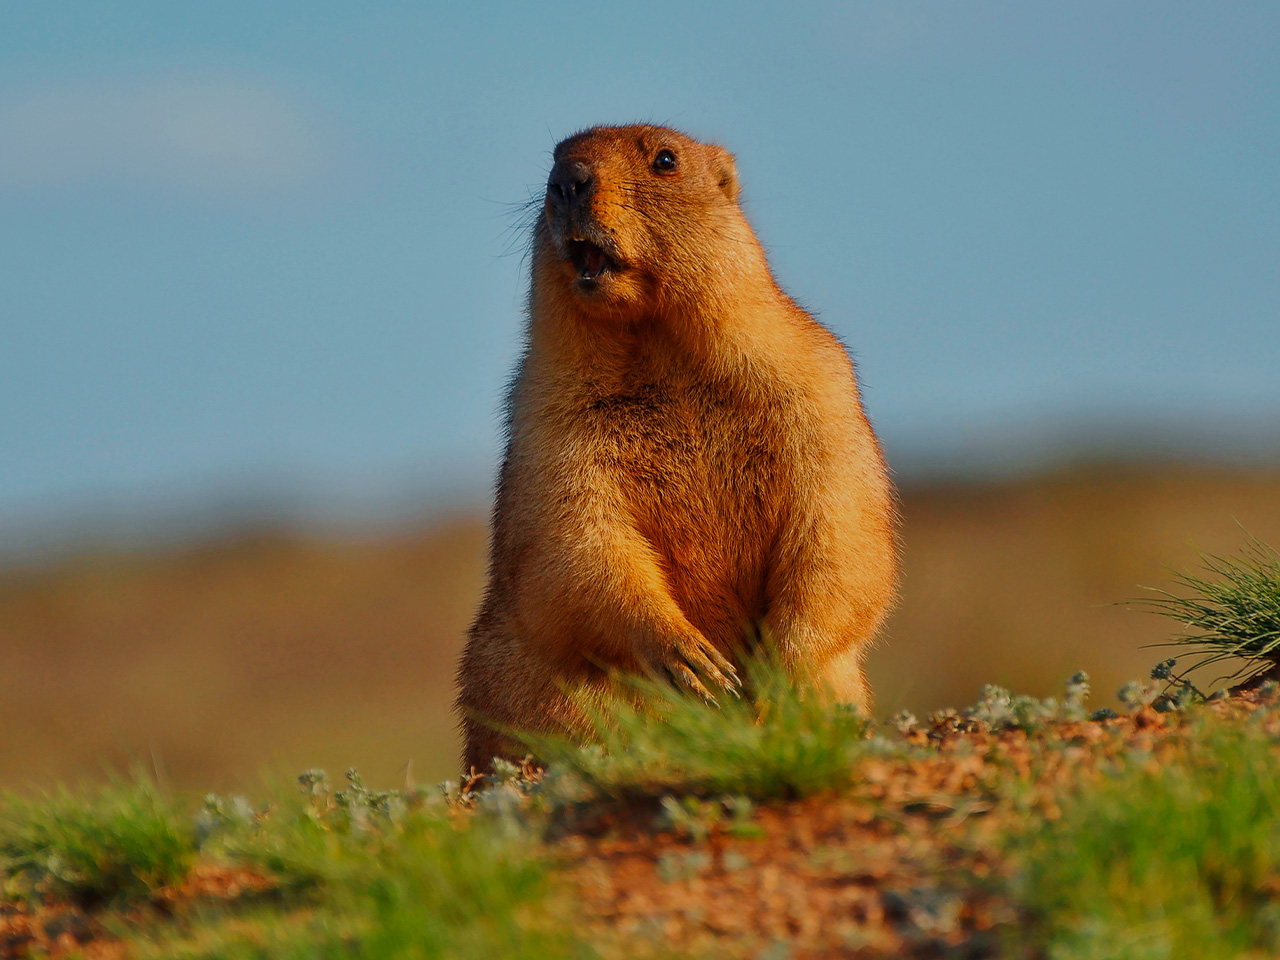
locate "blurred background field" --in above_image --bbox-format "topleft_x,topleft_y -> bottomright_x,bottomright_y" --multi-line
3,461 -> 1279,791
2,4 -> 1277,791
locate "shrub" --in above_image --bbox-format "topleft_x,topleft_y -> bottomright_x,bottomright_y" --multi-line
1141,535 -> 1280,687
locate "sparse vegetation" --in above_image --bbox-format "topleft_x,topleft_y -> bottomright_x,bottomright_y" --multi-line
964,670 -> 1092,731
526,651 -> 874,802
134,768 -> 589,959
1142,534 -> 1280,686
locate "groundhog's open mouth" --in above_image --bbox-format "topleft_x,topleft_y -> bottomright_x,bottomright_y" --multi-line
566,240 -> 619,281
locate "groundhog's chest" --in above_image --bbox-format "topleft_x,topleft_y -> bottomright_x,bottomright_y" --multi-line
576,377 -> 787,606
585,377 -> 779,485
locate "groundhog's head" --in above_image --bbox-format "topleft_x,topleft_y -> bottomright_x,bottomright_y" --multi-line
534,124 -> 747,319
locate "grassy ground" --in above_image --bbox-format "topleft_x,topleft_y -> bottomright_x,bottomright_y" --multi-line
3,667 -> 1279,958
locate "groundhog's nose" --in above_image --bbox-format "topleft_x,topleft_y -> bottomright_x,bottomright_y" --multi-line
547,159 -> 595,212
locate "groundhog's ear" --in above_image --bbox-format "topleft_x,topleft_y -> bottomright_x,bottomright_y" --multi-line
711,146 -> 739,203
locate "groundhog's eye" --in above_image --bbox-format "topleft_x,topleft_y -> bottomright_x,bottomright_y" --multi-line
652,149 -> 677,174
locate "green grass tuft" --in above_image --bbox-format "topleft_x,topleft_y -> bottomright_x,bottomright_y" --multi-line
1141,535 -> 1280,686
1017,720 -> 1280,958
526,651 -> 872,801
0,775 -> 194,906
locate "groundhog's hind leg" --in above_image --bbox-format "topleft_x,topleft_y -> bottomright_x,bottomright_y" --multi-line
459,716 -> 522,776
813,645 -> 871,713
761,498 -> 897,714
455,626 -> 534,773
455,625 -> 590,774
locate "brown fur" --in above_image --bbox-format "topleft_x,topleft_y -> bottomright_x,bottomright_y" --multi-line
456,125 -> 899,772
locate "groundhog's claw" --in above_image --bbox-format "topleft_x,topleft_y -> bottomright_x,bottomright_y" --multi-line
706,647 -> 743,695
655,635 -> 742,702
665,660 -> 719,705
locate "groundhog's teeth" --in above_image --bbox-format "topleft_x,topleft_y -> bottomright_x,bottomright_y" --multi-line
577,244 -> 608,279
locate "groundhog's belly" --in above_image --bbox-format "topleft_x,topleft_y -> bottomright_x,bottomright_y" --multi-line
586,387 -> 781,650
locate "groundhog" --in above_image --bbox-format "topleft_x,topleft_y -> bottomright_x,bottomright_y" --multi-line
455,124 -> 898,772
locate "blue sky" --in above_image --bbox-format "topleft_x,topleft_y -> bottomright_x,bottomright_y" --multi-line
2,2 -> 1277,550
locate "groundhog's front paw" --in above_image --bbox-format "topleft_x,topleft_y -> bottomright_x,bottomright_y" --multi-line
639,632 -> 742,703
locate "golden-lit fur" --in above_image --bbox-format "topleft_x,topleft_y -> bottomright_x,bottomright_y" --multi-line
456,125 -> 899,772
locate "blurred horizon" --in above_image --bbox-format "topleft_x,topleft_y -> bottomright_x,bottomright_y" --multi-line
3,433 -> 1280,567
5,458 -> 1280,791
